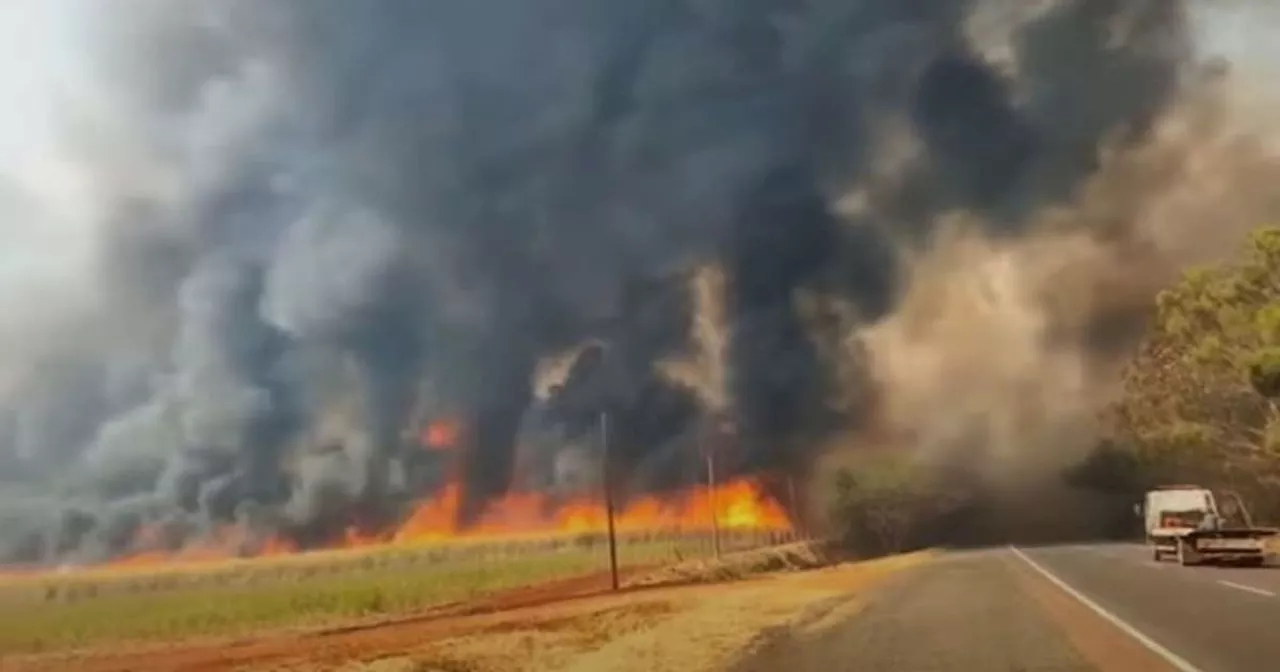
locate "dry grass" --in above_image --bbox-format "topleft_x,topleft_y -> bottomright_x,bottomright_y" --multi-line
403,549 -> 935,672
623,540 -> 845,588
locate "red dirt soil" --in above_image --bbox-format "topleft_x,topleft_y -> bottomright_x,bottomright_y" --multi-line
8,566 -> 672,672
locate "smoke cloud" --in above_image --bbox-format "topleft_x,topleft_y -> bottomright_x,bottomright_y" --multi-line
1,0 -> 1276,563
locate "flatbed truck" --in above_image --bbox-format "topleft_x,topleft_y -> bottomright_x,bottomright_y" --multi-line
1138,485 -> 1279,566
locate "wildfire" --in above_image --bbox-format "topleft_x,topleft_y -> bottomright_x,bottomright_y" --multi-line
29,476 -> 790,576
0,397 -> 797,579
390,477 -> 791,543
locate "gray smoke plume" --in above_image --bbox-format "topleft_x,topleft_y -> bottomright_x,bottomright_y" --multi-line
0,0 -> 1251,563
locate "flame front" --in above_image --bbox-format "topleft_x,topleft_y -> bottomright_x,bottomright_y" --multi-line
0,437 -> 792,580
53,476 -> 792,576
390,477 -> 790,543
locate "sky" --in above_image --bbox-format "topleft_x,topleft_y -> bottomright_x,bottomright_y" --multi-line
0,1 -> 1272,306
1194,2 -> 1280,121
0,0 -> 94,306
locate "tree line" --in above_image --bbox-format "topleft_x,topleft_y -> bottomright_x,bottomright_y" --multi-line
1094,226 -> 1280,521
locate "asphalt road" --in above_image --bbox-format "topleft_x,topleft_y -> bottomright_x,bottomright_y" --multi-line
733,544 -> 1280,672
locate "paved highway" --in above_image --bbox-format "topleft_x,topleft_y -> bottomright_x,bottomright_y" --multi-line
734,544 -> 1280,672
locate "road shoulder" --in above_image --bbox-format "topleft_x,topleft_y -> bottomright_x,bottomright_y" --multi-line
730,546 -> 1205,672
730,548 -> 1100,672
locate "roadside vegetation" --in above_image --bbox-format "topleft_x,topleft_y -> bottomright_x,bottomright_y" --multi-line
0,529 -> 792,654
824,451 -> 967,556
1083,226 -> 1280,520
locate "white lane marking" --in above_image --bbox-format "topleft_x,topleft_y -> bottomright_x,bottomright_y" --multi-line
1216,579 -> 1275,597
1009,546 -> 1203,672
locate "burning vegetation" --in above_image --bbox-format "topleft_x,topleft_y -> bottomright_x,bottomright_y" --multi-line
96,477 -> 789,572
18,407 -> 794,572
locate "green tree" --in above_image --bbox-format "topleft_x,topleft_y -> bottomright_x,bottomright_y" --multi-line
827,453 -> 960,555
1106,227 -> 1280,517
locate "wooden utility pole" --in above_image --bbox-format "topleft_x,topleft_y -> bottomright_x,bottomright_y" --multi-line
600,411 -> 619,591
787,475 -> 804,540
707,450 -> 721,558
702,416 -> 729,558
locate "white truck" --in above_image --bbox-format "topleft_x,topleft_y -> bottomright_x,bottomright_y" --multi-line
1138,485 -> 1278,566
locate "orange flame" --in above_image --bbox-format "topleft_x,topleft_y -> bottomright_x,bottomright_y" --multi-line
420,418 -> 462,450
391,477 -> 790,543
22,476 -> 789,576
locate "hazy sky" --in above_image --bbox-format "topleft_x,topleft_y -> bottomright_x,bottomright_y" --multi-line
0,1 -> 1272,305
0,1 -> 82,194
0,0 -> 93,304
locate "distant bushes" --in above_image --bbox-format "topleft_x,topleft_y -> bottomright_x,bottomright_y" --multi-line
823,453 -> 967,556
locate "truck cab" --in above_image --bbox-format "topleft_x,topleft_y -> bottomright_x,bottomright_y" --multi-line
1138,485 -> 1277,566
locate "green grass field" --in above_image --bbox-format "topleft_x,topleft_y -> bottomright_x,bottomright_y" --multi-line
0,529 -> 795,655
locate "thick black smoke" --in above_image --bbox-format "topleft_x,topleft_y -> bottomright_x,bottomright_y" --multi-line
0,0 -> 1197,563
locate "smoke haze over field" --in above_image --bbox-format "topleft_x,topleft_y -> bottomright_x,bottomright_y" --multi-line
0,0 -> 1278,563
